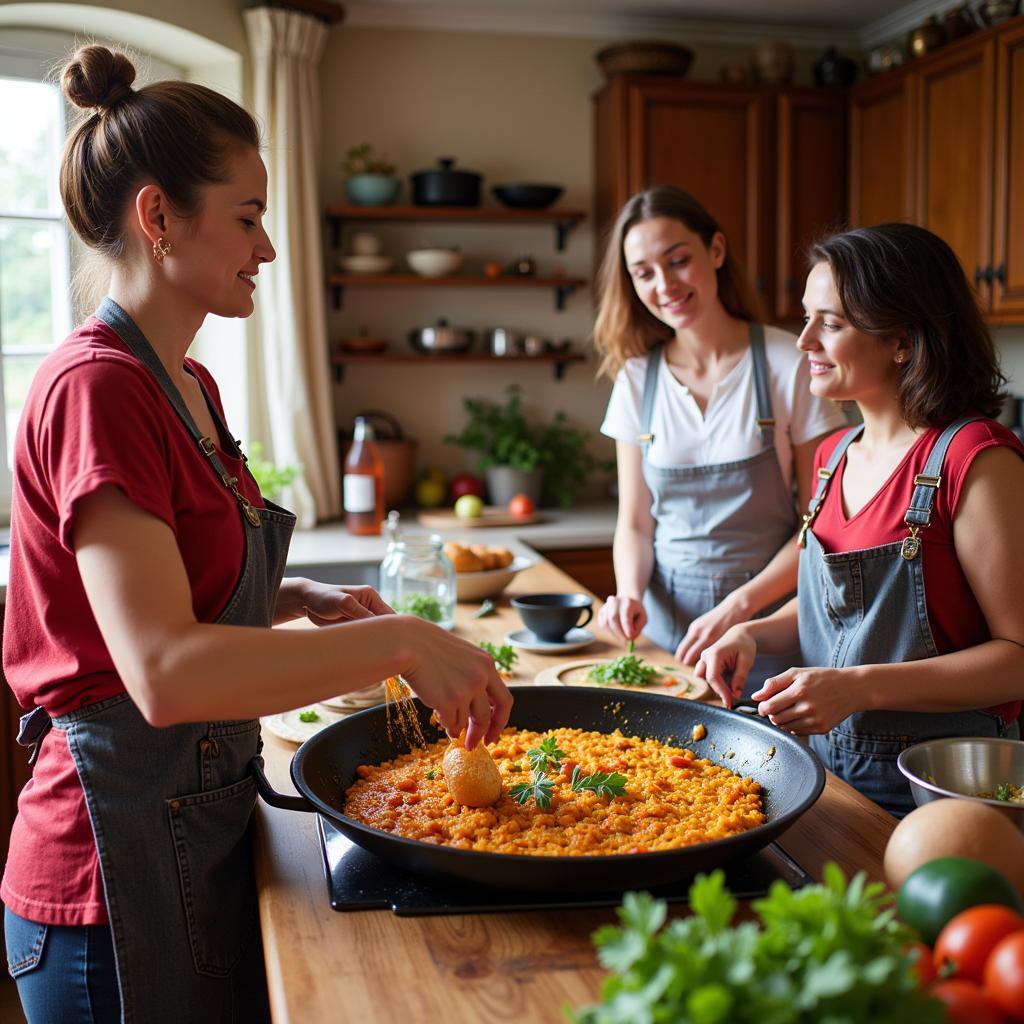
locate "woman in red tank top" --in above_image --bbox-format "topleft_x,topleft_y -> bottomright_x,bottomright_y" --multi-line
696,223 -> 1024,815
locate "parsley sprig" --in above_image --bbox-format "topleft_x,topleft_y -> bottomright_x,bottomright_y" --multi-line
509,772 -> 554,810
527,735 -> 568,772
573,864 -> 946,1024
995,782 -> 1016,802
587,641 -> 659,687
478,640 -> 518,674
570,766 -> 627,799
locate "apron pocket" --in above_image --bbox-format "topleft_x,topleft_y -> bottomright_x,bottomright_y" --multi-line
167,776 -> 258,978
5,910 -> 47,978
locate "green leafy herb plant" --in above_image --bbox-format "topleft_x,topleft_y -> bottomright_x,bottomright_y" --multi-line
444,385 -> 612,508
342,142 -> 397,177
246,442 -> 302,501
570,864 -> 946,1024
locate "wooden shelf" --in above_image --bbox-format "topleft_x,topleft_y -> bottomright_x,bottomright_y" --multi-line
325,273 -> 586,311
329,351 -> 586,382
324,204 -> 586,250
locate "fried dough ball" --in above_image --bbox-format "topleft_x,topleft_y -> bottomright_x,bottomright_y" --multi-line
489,547 -> 514,569
442,737 -> 503,807
444,542 -> 484,573
470,544 -> 500,570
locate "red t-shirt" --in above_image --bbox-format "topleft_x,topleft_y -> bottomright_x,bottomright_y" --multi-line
810,419 -> 1023,723
1,316 -> 264,926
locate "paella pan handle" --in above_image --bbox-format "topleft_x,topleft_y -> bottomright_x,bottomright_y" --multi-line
250,757 -> 317,813
731,699 -> 787,730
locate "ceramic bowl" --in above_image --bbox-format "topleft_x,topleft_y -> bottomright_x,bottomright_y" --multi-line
455,556 -> 533,602
345,174 -> 401,206
897,736 -> 1024,832
340,255 -> 394,275
406,248 -> 464,278
492,184 -> 564,209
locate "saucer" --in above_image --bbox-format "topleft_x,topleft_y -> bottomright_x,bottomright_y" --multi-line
504,627 -> 595,654
262,706 -> 345,745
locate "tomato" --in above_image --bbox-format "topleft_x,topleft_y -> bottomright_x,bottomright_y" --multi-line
935,905 -> 1024,982
931,979 -> 1005,1024
906,941 -> 937,986
507,492 -> 535,517
984,931 -> 1024,1020
897,856 -> 1024,946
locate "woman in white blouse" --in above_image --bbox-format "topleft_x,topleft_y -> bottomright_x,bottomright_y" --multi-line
594,187 -> 845,690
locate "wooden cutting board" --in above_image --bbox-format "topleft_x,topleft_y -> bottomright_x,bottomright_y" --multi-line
534,657 -> 710,700
417,507 -> 544,529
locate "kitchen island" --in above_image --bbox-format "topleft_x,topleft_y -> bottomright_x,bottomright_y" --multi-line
254,555 -> 897,1024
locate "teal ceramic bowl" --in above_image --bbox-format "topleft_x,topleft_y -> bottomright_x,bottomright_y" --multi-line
345,174 -> 401,206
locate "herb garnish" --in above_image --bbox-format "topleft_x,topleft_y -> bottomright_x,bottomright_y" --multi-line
298,709 -> 320,723
996,783 -> 1015,801
478,640 -> 518,674
395,593 -> 443,623
425,769 -> 437,780
570,766 -> 627,799
509,772 -> 555,810
472,599 -> 496,619
527,735 -> 568,772
587,641 -> 659,687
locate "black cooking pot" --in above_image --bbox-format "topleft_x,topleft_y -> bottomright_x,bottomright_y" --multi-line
252,687 -> 825,892
410,157 -> 482,206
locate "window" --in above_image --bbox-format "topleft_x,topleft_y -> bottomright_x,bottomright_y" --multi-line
0,59 -> 71,499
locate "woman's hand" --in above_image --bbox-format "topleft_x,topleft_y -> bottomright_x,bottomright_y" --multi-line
274,578 -> 393,626
674,594 -> 751,666
752,668 -> 858,735
695,625 -> 758,708
400,618 -> 513,750
598,595 -> 647,642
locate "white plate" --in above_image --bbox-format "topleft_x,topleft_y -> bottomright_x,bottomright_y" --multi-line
534,657 -> 710,699
262,707 -> 345,745
318,682 -> 388,712
340,255 -> 394,274
504,627 -> 595,654
456,555 -> 534,602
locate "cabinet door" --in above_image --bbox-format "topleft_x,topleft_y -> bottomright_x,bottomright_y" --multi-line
776,89 -> 847,323
626,81 -> 771,305
992,21 -> 1024,319
848,72 -> 914,226
913,37 -> 996,301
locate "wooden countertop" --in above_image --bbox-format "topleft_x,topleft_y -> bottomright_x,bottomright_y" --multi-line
254,557 -> 897,1024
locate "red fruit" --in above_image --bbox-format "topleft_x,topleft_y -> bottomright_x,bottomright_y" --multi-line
935,904 -> 1024,982
930,979 -> 1004,1024
984,931 -> 1024,1020
449,474 -> 486,502
507,492 -> 535,517
906,942 -> 937,986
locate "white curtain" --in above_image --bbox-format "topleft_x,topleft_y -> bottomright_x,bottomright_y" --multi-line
244,6 -> 339,527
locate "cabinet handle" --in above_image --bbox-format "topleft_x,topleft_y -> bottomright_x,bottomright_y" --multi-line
993,264 -> 1006,285
974,265 -> 985,287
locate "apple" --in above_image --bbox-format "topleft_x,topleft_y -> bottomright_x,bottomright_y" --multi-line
414,477 -> 446,508
449,473 -> 486,503
454,494 -> 484,519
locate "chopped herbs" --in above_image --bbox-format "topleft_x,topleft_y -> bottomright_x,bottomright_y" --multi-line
996,783 -> 1015,802
472,599 -> 497,619
298,709 -> 320,723
570,766 -> 627,799
509,771 -> 555,810
478,640 -> 518,674
394,593 -> 443,623
527,734 -> 568,772
425,769 -> 437,780
587,641 -> 659,687
509,763 -> 522,772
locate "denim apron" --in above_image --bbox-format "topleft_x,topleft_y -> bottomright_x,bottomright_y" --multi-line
638,324 -> 799,692
17,298 -> 295,1022
799,417 -> 1017,817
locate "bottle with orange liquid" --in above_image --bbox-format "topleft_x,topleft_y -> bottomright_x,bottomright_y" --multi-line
344,416 -> 384,535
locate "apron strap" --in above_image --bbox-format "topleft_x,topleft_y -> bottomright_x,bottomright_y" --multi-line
747,323 -> 775,445
637,341 -> 665,458
899,416 -> 983,560
797,423 -> 864,547
95,298 -> 261,529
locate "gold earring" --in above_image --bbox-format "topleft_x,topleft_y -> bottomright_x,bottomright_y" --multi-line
153,237 -> 172,263
895,352 -> 905,364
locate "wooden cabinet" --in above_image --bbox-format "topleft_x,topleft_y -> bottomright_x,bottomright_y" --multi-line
540,546 -> 616,600
848,16 -> 1024,322
593,76 -> 846,323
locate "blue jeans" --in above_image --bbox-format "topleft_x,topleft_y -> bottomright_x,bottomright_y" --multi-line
4,906 -> 120,1023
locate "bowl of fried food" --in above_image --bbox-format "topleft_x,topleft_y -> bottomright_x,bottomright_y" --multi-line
444,541 -> 534,601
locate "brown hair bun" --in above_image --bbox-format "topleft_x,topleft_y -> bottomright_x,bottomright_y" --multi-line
62,45 -> 136,112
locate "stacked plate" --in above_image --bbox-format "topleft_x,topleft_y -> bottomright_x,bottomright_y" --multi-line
340,255 -> 394,274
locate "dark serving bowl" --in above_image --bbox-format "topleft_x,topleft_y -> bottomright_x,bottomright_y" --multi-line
492,183 -> 564,209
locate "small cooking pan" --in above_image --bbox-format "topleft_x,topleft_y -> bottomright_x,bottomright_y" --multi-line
252,687 -> 824,892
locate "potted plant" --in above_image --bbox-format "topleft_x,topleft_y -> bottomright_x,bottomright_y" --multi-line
444,385 -> 612,508
342,143 -> 401,206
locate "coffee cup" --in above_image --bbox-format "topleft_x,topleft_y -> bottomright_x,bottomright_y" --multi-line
511,593 -> 593,643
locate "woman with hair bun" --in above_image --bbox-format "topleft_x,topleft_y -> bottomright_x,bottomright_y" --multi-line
698,223 -> 1024,817
1,46 -> 511,1022
594,187 -> 845,687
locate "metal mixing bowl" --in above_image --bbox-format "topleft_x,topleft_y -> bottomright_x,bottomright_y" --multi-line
898,737 -> 1024,831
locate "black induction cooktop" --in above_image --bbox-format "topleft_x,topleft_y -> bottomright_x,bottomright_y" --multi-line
316,816 -> 811,916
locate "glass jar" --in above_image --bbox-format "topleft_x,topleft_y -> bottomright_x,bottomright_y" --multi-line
378,534 -> 455,631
